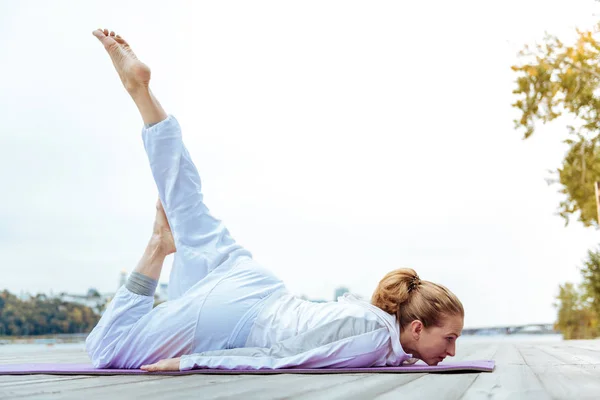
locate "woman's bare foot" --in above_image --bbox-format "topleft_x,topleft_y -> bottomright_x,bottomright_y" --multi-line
153,199 -> 176,255
92,28 -> 151,94
92,28 -> 167,125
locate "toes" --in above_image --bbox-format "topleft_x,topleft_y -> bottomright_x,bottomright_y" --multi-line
114,35 -> 129,46
93,28 -> 122,50
92,29 -> 110,43
93,29 -> 130,48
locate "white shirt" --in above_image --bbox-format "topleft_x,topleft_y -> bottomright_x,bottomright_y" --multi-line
180,291 -> 416,370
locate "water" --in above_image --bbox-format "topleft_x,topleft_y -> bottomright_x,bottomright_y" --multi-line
0,342 -> 86,354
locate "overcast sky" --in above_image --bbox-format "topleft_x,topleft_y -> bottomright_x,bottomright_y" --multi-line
2,0 -> 600,328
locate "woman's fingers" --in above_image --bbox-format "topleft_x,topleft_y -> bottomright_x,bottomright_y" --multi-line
140,357 -> 181,372
140,364 -> 154,371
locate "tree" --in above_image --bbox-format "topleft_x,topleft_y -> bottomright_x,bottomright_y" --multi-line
554,282 -> 599,339
511,24 -> 600,227
513,23 -> 600,340
581,246 -> 600,319
0,290 -> 100,336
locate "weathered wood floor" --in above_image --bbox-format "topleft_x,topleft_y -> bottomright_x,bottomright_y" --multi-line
1,339 -> 599,399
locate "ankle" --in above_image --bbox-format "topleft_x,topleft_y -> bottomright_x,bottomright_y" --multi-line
148,234 -> 171,254
131,88 -> 169,126
128,85 -> 151,101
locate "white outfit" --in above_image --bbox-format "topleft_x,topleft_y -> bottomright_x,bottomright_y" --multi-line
85,116 -> 415,370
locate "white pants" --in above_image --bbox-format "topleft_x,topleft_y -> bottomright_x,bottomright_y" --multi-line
85,116 -> 286,368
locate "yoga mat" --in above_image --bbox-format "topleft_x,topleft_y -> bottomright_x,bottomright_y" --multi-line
0,360 -> 494,375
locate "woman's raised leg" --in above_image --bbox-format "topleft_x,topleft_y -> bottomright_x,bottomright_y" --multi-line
92,29 -> 252,299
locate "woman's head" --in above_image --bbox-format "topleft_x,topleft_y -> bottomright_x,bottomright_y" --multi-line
371,268 -> 464,366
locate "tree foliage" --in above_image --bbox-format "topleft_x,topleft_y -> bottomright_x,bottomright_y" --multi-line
554,246 -> 600,339
512,24 -> 600,227
514,24 -> 600,339
554,282 -> 599,339
0,290 -> 100,336
581,246 -> 600,319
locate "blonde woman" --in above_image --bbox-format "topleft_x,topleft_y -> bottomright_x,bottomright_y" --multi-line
86,29 -> 464,372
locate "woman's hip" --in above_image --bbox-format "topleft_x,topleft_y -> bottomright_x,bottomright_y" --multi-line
192,259 -> 286,352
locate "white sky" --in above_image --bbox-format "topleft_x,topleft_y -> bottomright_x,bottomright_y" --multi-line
1,0 -> 600,328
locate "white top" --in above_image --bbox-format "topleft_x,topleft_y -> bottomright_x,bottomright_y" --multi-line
180,291 -> 417,370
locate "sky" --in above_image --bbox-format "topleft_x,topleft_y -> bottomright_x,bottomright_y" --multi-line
1,0 -> 600,328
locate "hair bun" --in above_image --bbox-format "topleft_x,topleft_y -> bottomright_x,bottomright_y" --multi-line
408,274 -> 421,293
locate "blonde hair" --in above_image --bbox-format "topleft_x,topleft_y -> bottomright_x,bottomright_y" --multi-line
371,268 -> 464,329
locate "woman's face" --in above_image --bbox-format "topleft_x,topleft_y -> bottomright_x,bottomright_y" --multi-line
412,315 -> 464,366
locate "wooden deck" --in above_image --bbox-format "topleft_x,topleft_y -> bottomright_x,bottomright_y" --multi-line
1,339 -> 599,399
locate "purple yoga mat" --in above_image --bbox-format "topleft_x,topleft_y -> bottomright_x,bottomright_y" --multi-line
0,360 -> 494,375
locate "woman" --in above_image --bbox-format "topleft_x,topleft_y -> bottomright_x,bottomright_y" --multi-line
86,29 -> 464,372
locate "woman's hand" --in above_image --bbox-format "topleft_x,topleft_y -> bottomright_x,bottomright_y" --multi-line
141,357 -> 181,372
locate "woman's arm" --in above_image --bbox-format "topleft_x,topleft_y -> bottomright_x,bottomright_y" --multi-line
141,325 -> 391,371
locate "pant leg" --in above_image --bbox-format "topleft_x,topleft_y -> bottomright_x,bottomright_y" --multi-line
85,286 -> 198,368
142,116 -> 252,300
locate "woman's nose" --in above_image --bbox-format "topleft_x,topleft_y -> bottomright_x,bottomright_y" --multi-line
447,343 -> 456,357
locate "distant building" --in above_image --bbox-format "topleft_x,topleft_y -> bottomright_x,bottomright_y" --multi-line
17,291 -> 32,301
118,269 -> 128,290
58,290 -> 110,314
298,294 -> 328,303
157,283 -> 169,302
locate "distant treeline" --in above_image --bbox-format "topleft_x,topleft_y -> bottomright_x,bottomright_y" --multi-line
0,290 -> 100,336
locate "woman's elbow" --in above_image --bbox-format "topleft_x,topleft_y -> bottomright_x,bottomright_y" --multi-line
86,333 -> 119,369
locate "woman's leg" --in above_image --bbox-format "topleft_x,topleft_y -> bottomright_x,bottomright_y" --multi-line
93,29 -> 252,299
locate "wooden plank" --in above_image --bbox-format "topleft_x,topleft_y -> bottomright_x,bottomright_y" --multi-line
1,375 -> 171,399
296,373 -> 424,400
565,339 -> 600,351
0,375 -> 92,387
157,374 -> 363,400
0,375 -> 85,385
460,343 -> 550,400
536,343 -> 600,367
373,344 -> 499,400
32,374 -> 256,400
516,342 -> 600,399
206,374 -> 370,400
292,340 -> 490,400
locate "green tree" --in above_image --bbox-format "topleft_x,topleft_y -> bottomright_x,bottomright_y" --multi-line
511,24 -> 600,227
581,246 -> 600,319
555,282 -> 599,339
513,23 -> 600,340
0,290 -> 100,336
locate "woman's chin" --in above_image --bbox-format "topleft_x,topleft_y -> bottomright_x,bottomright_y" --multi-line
426,358 -> 443,366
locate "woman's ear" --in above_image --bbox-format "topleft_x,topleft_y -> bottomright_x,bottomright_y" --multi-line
410,320 -> 423,341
